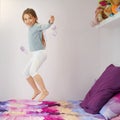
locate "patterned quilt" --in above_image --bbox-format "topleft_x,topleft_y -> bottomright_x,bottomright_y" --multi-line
0,99 -> 105,120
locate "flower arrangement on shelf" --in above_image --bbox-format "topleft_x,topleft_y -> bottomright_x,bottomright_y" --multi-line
91,0 -> 120,26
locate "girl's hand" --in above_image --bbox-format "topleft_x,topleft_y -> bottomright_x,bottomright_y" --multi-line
49,16 -> 55,24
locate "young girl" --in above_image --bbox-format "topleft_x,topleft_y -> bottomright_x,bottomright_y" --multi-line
22,8 -> 55,101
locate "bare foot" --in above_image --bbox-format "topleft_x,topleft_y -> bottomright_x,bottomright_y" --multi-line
32,90 -> 41,100
38,90 -> 49,101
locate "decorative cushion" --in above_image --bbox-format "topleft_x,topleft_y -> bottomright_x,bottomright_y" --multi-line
100,93 -> 120,120
80,64 -> 120,114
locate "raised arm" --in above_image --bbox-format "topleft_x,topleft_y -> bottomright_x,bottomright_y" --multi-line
39,16 -> 55,31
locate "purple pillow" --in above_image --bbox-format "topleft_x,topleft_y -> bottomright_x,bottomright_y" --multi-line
80,64 -> 120,114
100,93 -> 120,120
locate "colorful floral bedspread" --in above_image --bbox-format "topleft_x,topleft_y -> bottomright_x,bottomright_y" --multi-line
0,99 -> 105,120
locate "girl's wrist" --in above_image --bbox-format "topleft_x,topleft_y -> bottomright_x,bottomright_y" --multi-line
48,20 -> 53,24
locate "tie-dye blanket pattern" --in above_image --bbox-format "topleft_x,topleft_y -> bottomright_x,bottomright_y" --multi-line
0,99 -> 105,120
0,99 -> 79,120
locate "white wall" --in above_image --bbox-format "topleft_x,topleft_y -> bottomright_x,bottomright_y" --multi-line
98,19 -> 120,73
0,0 -> 100,101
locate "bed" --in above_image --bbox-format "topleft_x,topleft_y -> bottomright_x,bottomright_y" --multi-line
0,99 -> 106,120
0,64 -> 120,120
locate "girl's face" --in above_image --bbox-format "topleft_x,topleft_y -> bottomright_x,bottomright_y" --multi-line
23,14 -> 37,27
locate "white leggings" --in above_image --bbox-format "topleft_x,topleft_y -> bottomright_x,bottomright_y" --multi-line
24,50 -> 47,78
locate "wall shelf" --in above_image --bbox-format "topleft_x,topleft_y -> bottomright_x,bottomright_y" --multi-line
95,12 -> 120,28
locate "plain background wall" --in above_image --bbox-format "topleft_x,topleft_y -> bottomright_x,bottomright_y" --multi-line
0,0 -> 100,101
98,19 -> 120,73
